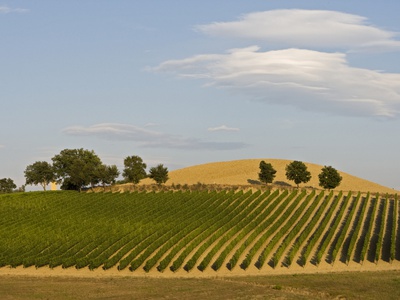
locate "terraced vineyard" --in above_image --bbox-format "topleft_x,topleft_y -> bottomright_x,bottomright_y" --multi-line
0,190 -> 398,274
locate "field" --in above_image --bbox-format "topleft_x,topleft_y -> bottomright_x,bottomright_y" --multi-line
135,159 -> 398,194
1,189 -> 399,276
2,270 -> 400,299
2,158 -> 400,299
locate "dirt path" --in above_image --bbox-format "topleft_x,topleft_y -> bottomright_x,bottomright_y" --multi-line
1,259 -> 400,279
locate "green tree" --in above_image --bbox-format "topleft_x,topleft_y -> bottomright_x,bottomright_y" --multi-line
122,155 -> 147,184
318,166 -> 342,190
285,160 -> 311,188
149,164 -> 169,185
96,164 -> 120,190
52,148 -> 103,192
258,161 -> 277,185
0,178 -> 16,193
24,161 -> 56,191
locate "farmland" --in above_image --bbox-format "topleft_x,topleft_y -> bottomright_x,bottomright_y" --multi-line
0,189 -> 399,276
2,271 -> 400,299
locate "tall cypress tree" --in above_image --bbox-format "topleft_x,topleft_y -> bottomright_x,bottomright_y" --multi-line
258,161 -> 277,185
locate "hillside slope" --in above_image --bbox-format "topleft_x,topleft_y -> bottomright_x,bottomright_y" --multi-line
1,190 -> 399,277
141,159 -> 396,194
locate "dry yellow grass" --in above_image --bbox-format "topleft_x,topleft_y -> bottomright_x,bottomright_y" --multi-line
140,158 -> 397,194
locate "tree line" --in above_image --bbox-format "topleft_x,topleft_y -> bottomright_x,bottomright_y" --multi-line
258,160 -> 342,190
23,149 -> 169,192
1,154 -> 342,194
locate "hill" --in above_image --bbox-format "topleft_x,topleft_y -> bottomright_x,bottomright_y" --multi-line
139,159 -> 397,194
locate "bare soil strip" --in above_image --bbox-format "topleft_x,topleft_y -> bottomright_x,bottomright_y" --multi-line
1,260 -> 400,279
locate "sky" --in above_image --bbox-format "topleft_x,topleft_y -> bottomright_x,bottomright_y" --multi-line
1,1 -> 400,191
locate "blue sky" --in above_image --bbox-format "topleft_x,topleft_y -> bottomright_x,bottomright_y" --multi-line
1,1 -> 400,190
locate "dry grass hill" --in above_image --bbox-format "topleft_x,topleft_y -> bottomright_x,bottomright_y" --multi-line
138,159 -> 397,194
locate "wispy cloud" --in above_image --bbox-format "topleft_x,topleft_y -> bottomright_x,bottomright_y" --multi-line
154,47 -> 400,118
196,9 -> 400,52
0,5 -> 29,14
63,123 -> 247,150
208,125 -> 240,132
144,122 -> 159,127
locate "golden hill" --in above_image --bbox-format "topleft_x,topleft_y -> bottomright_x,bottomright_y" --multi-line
140,159 -> 397,194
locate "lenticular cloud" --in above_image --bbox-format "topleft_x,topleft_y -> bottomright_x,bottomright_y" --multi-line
196,9 -> 400,52
153,9 -> 400,118
155,47 -> 400,118
63,123 -> 247,150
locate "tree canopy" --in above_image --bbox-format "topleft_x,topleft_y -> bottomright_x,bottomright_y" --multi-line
0,178 -> 16,193
149,164 -> 169,185
52,148 -> 103,191
122,155 -> 147,184
258,161 -> 277,185
318,166 -> 342,190
19,149 -> 175,192
96,164 -> 120,190
24,161 -> 56,191
285,160 -> 312,188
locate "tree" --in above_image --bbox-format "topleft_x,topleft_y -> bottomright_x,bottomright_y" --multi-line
15,185 -> 25,193
0,178 -> 16,193
96,164 -> 120,190
52,148 -> 103,192
149,164 -> 169,185
24,161 -> 56,191
318,166 -> 342,190
285,161 -> 311,188
258,161 -> 277,185
122,155 -> 147,184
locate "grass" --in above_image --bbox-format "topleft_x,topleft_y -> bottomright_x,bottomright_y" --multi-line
1,270 -> 400,299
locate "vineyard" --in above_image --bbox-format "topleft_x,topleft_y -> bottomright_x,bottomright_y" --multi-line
0,189 -> 399,275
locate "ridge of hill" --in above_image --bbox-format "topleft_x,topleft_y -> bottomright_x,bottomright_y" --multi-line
139,159 -> 396,194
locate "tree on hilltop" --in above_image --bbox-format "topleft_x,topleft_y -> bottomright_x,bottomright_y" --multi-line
24,161 -> 56,191
149,164 -> 169,185
285,161 -> 311,188
318,166 -> 342,190
0,178 -> 16,193
122,155 -> 147,184
96,164 -> 120,190
52,148 -> 103,192
258,161 -> 277,185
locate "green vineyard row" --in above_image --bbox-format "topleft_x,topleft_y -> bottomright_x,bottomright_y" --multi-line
0,189 -> 398,272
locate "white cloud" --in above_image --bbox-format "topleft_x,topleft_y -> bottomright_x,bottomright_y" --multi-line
154,47 -> 400,118
196,9 -> 400,52
0,145 -> 4,149
208,125 -> 240,132
0,5 -> 29,14
63,123 -> 247,150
